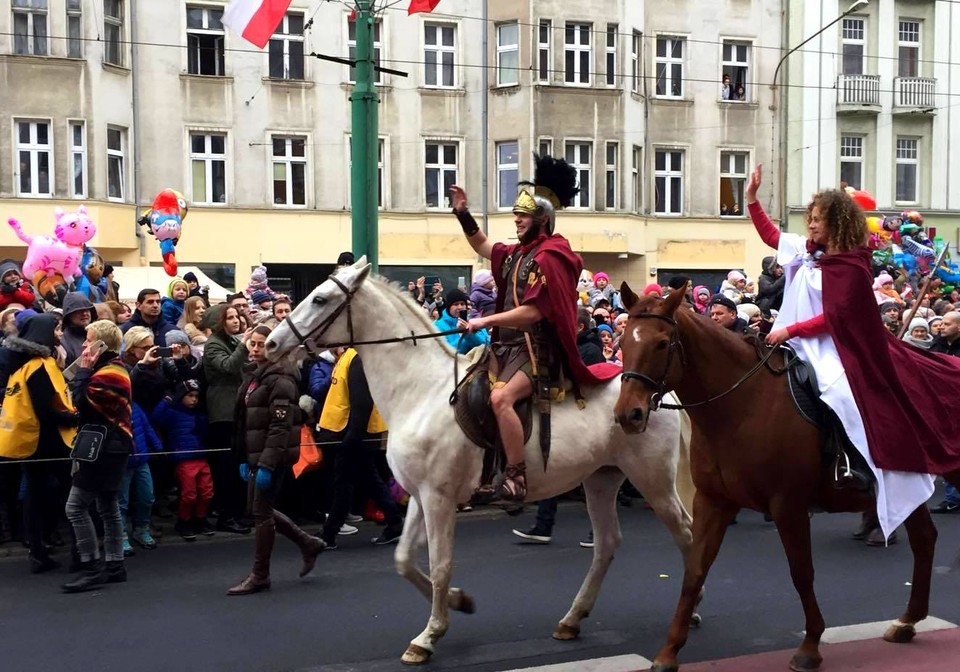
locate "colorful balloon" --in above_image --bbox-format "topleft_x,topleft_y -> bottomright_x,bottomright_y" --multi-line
139,189 -> 188,276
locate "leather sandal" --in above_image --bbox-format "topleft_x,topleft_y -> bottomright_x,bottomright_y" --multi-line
498,463 -> 527,502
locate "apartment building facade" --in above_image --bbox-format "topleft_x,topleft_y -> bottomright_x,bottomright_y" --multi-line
0,0 -> 783,295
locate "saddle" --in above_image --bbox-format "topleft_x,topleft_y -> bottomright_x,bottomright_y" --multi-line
781,345 -> 873,491
453,348 -> 533,453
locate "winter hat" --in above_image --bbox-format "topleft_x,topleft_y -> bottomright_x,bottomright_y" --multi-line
874,272 -> 895,289
174,379 -> 201,402
336,251 -> 355,266
709,294 -> 738,312
597,323 -> 614,336
0,259 -> 23,282
727,270 -> 746,283
738,303 -> 761,321
445,288 -> 470,309
473,269 -> 494,286
878,301 -> 898,314
183,271 -> 198,284
593,272 -> 610,283
14,308 -> 38,333
906,318 -> 930,335
168,277 -> 188,298
165,329 -> 191,347
251,290 -> 273,306
16,312 -> 59,350
694,285 -> 711,300
643,283 -> 663,297
614,313 -> 629,325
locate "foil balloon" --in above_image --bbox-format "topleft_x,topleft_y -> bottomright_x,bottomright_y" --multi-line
139,189 -> 188,276
844,186 -> 877,211
866,216 -> 882,234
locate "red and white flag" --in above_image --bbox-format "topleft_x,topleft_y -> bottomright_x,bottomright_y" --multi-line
222,0 -> 293,49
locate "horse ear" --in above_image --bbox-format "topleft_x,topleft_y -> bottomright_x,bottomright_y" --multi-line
354,262 -> 372,285
354,255 -> 368,268
663,285 -> 686,315
620,282 -> 639,310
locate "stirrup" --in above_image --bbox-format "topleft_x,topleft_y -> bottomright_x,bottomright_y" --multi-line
498,463 -> 527,502
834,451 -> 871,492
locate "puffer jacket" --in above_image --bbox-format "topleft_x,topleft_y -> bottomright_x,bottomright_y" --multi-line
202,331 -> 248,423
234,359 -> 302,471
130,402 -> 162,467
152,398 -> 207,461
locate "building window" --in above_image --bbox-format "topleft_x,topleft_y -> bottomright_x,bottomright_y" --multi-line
605,142 -> 618,209
69,121 -> 86,198
565,142 -> 591,209
898,21 -> 920,78
190,133 -> 227,204
564,22 -> 591,85
107,127 -> 126,201
722,41 -> 749,101
187,5 -> 225,76
538,138 -> 553,157
272,136 -> 306,206
632,146 -> 641,213
631,30 -> 641,93
654,149 -> 683,215
348,137 -> 386,208
655,36 -> 684,98
496,142 -> 519,209
839,135 -> 863,190
496,22 -> 519,86
538,20 -> 551,84
719,151 -> 748,217
425,142 -> 458,208
12,0 -> 48,56
605,24 -> 618,86
66,0 -> 82,57
348,17 -> 382,84
104,0 -> 123,66
269,13 -> 304,80
895,137 -> 918,203
424,23 -> 456,88
842,17 -> 865,75
15,120 -> 52,197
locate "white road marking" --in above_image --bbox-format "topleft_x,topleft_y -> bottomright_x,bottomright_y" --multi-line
503,654 -> 654,672
818,616 -> 957,644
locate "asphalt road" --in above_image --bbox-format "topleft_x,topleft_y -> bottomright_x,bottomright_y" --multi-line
1,500 -> 958,672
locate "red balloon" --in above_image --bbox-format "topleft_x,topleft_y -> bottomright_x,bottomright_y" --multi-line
850,190 -> 877,211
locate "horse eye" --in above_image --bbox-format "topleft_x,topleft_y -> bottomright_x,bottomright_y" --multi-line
312,296 -> 326,306
656,340 -> 669,350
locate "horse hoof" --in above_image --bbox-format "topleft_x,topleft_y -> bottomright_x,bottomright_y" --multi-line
451,588 -> 476,614
883,622 -> 917,644
552,623 -> 580,641
789,653 -> 823,672
650,662 -> 679,672
401,644 -> 432,666
689,612 -> 702,628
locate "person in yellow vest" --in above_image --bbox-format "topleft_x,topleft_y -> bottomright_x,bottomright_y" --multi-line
0,312 -> 78,574
317,348 -> 403,548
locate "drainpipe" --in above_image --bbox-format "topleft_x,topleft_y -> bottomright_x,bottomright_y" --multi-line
131,0 -> 145,257
947,3 -> 953,210
480,0 -> 489,238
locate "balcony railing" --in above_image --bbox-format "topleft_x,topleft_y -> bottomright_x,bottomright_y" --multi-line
895,77 -> 936,109
837,74 -> 881,107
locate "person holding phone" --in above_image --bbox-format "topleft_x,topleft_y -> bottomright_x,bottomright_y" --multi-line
433,288 -> 489,355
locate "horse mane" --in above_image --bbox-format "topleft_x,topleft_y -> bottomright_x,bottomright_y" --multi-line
365,274 -> 459,358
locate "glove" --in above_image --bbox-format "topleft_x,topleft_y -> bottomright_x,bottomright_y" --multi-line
255,467 -> 273,491
239,464 -> 252,482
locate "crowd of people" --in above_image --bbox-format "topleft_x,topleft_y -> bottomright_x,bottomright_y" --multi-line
0,252 -> 407,593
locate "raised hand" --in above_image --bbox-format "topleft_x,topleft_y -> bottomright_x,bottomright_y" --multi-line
745,164 -> 762,204
449,185 -> 468,213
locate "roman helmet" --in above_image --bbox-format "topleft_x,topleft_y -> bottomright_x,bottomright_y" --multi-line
512,154 -> 580,242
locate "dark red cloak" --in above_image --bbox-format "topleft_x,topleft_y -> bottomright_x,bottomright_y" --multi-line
820,249 -> 960,474
492,236 -> 621,386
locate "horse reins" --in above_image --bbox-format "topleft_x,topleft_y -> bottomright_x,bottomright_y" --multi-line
621,312 -> 780,411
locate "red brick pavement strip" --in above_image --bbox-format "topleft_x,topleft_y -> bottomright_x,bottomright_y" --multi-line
677,627 -> 960,672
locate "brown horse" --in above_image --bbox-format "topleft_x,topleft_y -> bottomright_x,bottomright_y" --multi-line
612,284 -> 960,672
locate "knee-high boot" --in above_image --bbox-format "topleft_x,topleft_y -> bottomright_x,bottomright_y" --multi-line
227,519 -> 275,595
273,510 -> 325,577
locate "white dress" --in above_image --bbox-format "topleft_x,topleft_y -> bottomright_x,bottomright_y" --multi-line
773,233 -> 934,539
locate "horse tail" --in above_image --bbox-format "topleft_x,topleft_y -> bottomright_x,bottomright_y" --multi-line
7,218 -> 32,245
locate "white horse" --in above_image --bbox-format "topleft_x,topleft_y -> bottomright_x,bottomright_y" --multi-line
265,258 -> 696,665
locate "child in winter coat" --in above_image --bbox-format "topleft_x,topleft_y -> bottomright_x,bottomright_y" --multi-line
0,259 -> 38,311
152,379 -> 214,541
161,278 -> 189,325
119,402 -> 162,553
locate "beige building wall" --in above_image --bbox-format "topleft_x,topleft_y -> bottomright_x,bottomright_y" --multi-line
1,0 -> 783,297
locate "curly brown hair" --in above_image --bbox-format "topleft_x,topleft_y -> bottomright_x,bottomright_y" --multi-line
804,189 -> 868,252
804,189 -> 870,252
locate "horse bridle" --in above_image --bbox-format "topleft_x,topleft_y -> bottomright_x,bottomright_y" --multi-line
620,313 -> 684,411
621,312 -> 780,411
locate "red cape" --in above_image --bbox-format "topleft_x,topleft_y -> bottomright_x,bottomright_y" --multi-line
820,249 -> 960,474
492,236 -> 620,386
